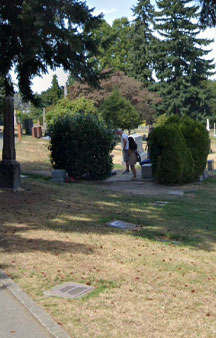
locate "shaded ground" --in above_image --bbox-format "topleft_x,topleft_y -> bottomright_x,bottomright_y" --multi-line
24,167 -> 202,197
1,135 -> 216,337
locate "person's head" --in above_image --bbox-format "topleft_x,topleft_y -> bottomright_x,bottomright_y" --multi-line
117,128 -> 123,136
128,136 -> 137,150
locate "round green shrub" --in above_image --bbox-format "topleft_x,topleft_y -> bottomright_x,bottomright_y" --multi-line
149,125 -> 194,184
46,97 -> 97,127
165,115 -> 210,179
49,114 -> 115,180
178,116 -> 210,179
99,89 -> 140,131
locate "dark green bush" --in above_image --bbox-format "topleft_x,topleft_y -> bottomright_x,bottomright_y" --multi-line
149,125 -> 194,184
49,114 -> 115,180
149,114 -> 210,184
165,115 -> 210,179
99,89 -> 140,131
178,116 -> 210,179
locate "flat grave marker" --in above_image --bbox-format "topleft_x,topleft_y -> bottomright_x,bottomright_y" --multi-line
44,282 -> 94,299
106,220 -> 137,230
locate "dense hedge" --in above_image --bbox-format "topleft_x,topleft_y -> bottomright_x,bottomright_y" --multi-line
149,125 -> 194,184
149,115 -> 209,184
49,114 -> 115,180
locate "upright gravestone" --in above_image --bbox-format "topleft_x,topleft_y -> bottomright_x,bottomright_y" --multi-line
130,134 -> 147,162
206,119 -> 210,132
0,96 -> 21,189
42,107 -> 46,135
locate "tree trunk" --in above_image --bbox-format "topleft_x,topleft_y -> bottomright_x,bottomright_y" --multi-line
0,96 -> 21,189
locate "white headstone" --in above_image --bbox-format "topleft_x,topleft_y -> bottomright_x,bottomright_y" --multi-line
206,119 -> 210,131
214,123 -> 216,137
130,134 -> 147,161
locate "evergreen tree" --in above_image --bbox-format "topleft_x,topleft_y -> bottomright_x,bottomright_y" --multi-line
0,0 -> 103,102
40,75 -> 63,107
91,18 -> 133,74
199,0 -> 216,26
153,0 -> 215,118
130,0 -> 156,85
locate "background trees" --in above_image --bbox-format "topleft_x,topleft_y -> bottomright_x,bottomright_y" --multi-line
68,71 -> 161,125
152,0 -> 215,119
99,89 -> 141,131
129,0 -> 156,85
199,0 -> 216,26
91,18 -> 133,74
0,0 -> 103,101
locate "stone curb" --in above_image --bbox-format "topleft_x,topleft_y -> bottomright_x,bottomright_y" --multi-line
0,269 -> 70,338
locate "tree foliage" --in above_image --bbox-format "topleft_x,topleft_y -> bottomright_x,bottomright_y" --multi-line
0,0 -> 103,101
68,71 -> 161,124
129,0 -> 156,85
199,0 -> 216,26
99,89 -> 141,131
40,75 -> 63,107
90,18 -> 133,74
152,0 -> 215,118
46,97 -> 97,126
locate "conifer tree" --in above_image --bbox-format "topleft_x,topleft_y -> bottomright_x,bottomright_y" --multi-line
153,0 -> 215,118
90,18 -> 133,74
130,0 -> 156,86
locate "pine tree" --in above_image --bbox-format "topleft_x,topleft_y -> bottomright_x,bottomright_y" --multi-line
91,18 -> 133,74
153,0 -> 215,118
0,0 -> 103,102
129,0 -> 156,85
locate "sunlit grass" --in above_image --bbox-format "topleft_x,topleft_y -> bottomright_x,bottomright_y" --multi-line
1,134 -> 216,337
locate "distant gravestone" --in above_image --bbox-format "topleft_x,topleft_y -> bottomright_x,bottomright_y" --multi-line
207,159 -> 214,171
106,220 -> 137,230
142,163 -> 152,179
51,169 -> 66,183
206,119 -> 210,132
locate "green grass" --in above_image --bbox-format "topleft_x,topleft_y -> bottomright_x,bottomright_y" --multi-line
1,136 -> 216,337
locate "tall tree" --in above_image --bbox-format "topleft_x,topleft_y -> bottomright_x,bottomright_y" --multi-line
199,0 -> 216,26
153,0 -> 215,118
68,71 -> 161,125
91,18 -> 133,74
0,0 -> 102,188
40,75 -> 63,107
129,0 -> 156,85
0,0 -> 103,101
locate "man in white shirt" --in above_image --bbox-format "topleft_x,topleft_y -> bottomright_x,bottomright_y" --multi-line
117,129 -> 129,174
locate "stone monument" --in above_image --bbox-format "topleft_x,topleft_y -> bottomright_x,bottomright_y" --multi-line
206,119 -> 210,132
130,133 -> 147,162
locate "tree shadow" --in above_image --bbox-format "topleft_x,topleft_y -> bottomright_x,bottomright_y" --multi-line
0,234 -> 96,255
0,177 -> 216,254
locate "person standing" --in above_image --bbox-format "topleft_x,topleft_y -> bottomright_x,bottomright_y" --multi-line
117,129 -> 129,174
128,136 -> 137,180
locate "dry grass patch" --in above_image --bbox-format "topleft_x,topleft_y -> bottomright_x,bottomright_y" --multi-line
16,135 -> 52,174
0,133 -> 216,337
1,176 -> 216,337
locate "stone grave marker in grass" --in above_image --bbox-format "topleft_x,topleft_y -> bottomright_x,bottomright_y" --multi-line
106,220 -> 137,230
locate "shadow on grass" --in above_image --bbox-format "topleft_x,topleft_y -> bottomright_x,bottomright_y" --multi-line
0,176 -> 216,253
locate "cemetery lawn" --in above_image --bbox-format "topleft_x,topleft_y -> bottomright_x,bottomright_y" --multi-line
1,136 -> 216,337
